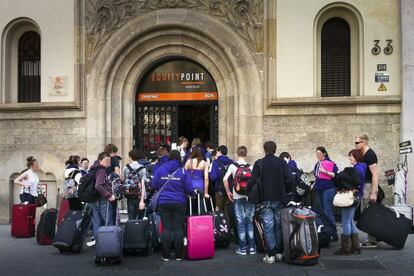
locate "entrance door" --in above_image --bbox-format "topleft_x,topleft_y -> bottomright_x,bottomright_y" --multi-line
134,59 -> 218,152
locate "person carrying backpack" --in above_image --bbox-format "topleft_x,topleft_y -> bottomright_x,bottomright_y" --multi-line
209,145 -> 233,211
123,149 -> 146,220
63,155 -> 83,210
88,152 -> 116,246
223,146 -> 255,255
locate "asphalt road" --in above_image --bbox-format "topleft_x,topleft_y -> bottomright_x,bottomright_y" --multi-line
1,225 -> 414,276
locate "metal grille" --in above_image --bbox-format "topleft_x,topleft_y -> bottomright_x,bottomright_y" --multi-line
321,18 -> 351,97
136,105 -> 178,152
18,31 -> 41,103
135,103 -> 219,152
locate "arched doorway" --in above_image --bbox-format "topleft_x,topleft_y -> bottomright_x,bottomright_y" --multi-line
134,59 -> 218,151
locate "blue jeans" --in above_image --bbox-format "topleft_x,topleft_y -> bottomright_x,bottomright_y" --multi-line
317,187 -> 337,237
341,206 -> 358,235
260,201 -> 283,256
92,197 -> 114,236
234,198 -> 255,250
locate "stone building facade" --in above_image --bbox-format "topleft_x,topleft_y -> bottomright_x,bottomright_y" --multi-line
0,0 -> 411,223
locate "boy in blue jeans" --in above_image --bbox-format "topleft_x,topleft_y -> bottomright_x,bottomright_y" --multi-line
223,146 -> 256,255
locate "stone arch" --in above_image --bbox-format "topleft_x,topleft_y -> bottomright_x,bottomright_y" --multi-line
0,151 -> 62,223
314,2 -> 364,97
87,9 -> 263,161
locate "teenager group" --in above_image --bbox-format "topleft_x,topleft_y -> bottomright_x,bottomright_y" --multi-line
13,134 -> 380,263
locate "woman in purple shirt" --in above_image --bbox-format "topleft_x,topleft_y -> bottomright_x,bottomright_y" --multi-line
334,149 -> 366,256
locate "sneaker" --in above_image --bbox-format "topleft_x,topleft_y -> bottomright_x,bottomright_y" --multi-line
360,240 -> 378,248
161,257 -> 170,262
275,253 -> 283,262
235,248 -> 247,255
176,258 -> 183,261
263,255 -> 275,264
86,238 -> 95,247
249,247 -> 257,255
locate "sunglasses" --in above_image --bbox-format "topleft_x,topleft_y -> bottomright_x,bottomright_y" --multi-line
354,141 -> 363,145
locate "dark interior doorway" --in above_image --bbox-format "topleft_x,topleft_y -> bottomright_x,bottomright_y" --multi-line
178,105 -> 211,143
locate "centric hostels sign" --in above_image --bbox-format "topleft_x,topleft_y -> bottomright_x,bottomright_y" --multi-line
137,60 -> 218,103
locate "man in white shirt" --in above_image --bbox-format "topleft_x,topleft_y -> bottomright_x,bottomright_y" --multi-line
223,146 -> 256,255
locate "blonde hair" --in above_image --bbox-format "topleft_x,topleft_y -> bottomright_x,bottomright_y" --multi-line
191,137 -> 202,147
357,134 -> 369,142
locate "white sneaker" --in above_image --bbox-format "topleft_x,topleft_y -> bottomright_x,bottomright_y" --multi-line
86,238 -> 96,247
263,255 -> 275,264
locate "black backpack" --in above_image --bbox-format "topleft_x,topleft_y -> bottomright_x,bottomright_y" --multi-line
78,168 -> 100,203
216,160 -> 232,195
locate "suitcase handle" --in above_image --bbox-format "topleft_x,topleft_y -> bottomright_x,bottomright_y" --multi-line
189,192 -> 204,216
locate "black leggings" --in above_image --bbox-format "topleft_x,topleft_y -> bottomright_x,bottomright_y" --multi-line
158,204 -> 187,259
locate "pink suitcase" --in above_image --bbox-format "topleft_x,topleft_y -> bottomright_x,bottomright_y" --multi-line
186,195 -> 214,260
318,160 -> 335,180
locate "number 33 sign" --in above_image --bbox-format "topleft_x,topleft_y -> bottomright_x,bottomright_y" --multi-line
372,40 -> 393,55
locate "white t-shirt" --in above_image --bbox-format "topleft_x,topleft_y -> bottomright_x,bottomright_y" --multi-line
21,169 -> 39,197
223,160 -> 253,200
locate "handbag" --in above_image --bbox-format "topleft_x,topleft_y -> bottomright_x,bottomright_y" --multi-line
333,190 -> 356,208
36,193 -> 47,207
149,169 -> 179,212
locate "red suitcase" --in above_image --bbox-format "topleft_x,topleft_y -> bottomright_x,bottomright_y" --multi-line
11,204 -> 36,238
186,194 -> 214,260
57,198 -> 70,226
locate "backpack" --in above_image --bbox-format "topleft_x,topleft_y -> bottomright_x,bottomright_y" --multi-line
124,164 -> 145,199
78,168 -> 100,203
291,167 -> 312,199
108,173 -> 124,200
144,163 -> 155,191
233,163 -> 252,195
216,160 -> 232,195
63,169 -> 81,199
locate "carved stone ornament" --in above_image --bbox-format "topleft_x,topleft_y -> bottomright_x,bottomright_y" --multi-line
85,0 -> 264,61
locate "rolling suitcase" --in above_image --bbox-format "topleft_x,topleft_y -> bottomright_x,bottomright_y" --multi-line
11,204 -> 36,238
187,194 -> 214,260
149,212 -> 163,251
253,210 -> 266,253
281,204 -> 319,266
52,205 -> 92,253
95,204 -> 123,265
208,198 -> 231,247
36,208 -> 58,245
357,202 -> 412,249
57,198 -> 70,226
123,210 -> 150,256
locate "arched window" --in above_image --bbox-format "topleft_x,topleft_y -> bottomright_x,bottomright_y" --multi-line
18,31 -> 40,102
321,18 -> 350,97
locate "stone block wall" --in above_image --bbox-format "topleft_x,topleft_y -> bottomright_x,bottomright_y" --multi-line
264,114 -> 400,203
0,118 -> 87,223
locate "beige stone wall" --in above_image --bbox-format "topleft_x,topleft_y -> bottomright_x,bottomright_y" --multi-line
0,118 -> 87,223
276,0 -> 401,98
264,113 -> 399,201
0,0 -> 76,103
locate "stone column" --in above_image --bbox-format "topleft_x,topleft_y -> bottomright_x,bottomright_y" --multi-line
401,0 -> 414,204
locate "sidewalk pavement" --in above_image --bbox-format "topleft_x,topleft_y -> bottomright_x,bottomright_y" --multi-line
1,224 -> 414,276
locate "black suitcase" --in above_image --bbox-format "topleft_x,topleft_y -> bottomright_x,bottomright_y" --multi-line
36,208 -> 58,245
123,215 -> 150,255
206,198 -> 231,247
357,202 -> 412,249
253,210 -> 266,253
149,212 -> 162,251
52,207 -> 92,253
